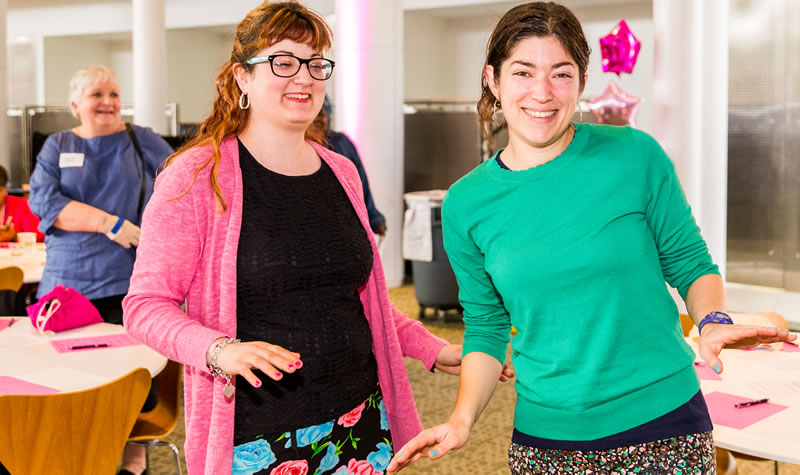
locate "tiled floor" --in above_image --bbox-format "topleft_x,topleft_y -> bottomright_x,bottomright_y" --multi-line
147,284 -> 800,474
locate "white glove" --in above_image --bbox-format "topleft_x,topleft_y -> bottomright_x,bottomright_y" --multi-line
99,213 -> 140,249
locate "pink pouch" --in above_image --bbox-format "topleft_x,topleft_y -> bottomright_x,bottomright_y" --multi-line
26,285 -> 103,334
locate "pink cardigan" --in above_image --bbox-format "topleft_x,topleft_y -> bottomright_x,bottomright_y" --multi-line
123,136 -> 447,474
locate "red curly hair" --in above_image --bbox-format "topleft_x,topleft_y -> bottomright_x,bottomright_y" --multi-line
163,1 -> 332,211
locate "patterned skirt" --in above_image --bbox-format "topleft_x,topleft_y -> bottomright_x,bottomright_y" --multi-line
232,387 -> 393,475
508,432 -> 715,474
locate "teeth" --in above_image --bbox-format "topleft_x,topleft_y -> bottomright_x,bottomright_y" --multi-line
286,94 -> 310,99
525,109 -> 556,118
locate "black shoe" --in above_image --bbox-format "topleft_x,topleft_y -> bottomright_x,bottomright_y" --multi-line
117,470 -> 148,475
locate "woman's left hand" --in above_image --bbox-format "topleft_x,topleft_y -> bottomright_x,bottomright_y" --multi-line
698,324 -> 797,374
434,344 -> 515,381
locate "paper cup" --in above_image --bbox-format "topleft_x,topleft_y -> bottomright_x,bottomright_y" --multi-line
17,232 -> 36,253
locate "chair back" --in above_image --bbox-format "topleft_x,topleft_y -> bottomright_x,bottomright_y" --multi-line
679,314 -> 694,337
0,266 -> 23,292
0,367 -> 151,475
129,359 -> 182,441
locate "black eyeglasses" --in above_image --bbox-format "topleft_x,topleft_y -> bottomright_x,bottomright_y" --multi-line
246,54 -> 335,81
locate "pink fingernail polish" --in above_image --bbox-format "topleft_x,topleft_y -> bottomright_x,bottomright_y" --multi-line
295,361 -> 303,368
288,364 -> 294,369
254,380 -> 261,387
275,372 -> 282,378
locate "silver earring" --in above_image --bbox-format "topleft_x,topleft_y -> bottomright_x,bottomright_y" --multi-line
239,93 -> 250,110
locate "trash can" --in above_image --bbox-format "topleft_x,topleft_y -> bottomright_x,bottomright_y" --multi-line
402,190 -> 461,319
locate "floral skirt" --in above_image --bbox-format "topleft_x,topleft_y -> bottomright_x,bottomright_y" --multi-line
232,387 -> 393,475
508,432 -> 715,474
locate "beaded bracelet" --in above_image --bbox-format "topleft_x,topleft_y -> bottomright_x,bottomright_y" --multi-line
698,311 -> 733,335
207,337 -> 241,397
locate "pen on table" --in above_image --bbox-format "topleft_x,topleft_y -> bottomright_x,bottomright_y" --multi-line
7,318 -> 15,327
70,343 -> 109,350
734,398 -> 769,408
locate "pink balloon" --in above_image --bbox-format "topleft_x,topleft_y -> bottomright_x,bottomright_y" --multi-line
585,81 -> 642,127
599,19 -> 641,75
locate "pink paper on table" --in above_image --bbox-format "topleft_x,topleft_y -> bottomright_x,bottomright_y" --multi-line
50,333 -> 143,353
693,362 -> 722,381
0,319 -> 12,331
783,342 -> 800,352
0,376 -> 60,395
704,391 -> 788,429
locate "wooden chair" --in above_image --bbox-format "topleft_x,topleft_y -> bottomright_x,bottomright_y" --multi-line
0,266 -> 23,292
0,368 -> 151,475
679,313 -> 694,337
128,359 -> 183,474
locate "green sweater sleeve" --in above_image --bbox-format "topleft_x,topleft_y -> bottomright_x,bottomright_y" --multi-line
640,131 -> 720,298
442,190 -> 511,365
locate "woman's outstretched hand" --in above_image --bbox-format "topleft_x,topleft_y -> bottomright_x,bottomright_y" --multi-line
209,339 -> 303,388
698,324 -> 797,374
386,419 -> 471,474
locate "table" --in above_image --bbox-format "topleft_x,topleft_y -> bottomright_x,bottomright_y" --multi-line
0,242 -> 46,284
0,317 -> 167,394
689,338 -> 800,464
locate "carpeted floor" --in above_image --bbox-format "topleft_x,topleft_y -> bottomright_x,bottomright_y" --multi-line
147,284 -> 799,474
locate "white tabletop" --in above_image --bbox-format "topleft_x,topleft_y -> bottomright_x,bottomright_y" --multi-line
0,317 -> 167,394
689,338 -> 800,464
0,242 -> 46,284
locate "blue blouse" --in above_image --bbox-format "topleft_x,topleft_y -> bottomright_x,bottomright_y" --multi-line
28,125 -> 173,299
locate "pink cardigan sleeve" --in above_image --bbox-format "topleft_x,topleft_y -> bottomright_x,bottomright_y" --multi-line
123,157 -> 226,370
393,304 -> 446,370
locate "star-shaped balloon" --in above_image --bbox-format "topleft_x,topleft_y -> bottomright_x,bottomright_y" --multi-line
585,81 -> 642,127
599,19 -> 641,75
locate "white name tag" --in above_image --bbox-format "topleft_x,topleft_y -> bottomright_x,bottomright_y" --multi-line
59,153 -> 85,168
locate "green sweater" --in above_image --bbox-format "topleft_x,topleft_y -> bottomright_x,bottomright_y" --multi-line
442,124 -> 719,440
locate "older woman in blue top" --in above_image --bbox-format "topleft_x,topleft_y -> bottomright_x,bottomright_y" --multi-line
29,65 -> 173,325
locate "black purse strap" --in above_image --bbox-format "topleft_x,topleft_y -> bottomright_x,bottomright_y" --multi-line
125,123 -> 147,220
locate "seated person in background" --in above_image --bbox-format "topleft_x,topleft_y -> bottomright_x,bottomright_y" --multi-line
314,95 -> 387,236
0,166 -> 44,242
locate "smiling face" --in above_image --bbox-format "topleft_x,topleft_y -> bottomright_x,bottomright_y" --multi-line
234,39 -> 327,135
487,35 -> 585,152
71,80 -> 122,136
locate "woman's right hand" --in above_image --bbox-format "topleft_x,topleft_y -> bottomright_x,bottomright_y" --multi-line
99,212 -> 140,248
209,339 -> 303,388
386,419 -> 471,474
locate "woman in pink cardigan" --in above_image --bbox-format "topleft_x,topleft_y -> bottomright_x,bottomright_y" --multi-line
123,3 -> 502,475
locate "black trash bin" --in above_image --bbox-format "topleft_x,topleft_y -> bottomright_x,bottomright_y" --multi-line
403,191 -> 461,319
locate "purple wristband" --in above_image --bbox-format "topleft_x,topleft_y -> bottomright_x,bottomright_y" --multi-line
698,311 -> 733,335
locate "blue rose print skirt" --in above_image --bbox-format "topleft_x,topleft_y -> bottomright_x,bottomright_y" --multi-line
232,387 -> 393,475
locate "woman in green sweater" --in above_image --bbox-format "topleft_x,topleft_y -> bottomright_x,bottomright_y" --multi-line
388,2 -> 796,474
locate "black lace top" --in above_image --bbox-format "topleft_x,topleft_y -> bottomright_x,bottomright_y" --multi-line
233,139 -> 378,443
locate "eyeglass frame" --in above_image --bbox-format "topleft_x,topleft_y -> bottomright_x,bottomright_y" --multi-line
245,54 -> 336,81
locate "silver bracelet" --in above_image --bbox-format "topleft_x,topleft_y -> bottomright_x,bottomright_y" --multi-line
207,337 -> 240,397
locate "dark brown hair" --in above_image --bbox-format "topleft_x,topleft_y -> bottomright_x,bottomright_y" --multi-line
164,1 -> 332,211
478,2 -> 591,147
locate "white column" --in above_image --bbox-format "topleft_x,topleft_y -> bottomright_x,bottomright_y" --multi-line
0,0 -> 7,183
132,0 -> 168,134
335,0 -> 405,287
652,0 -> 728,277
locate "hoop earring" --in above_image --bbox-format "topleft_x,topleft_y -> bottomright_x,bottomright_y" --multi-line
576,101 -> 583,131
239,93 -> 250,110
